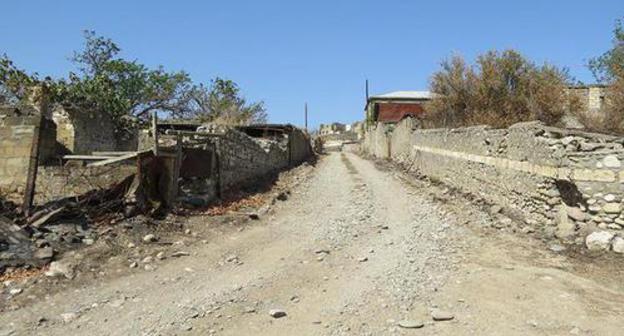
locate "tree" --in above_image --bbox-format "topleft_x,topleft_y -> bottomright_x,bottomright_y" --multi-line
427,50 -> 579,128
0,55 -> 39,106
1,30 -> 267,130
187,77 -> 267,125
71,30 -> 120,77
585,18 -> 624,134
58,30 -> 194,125
588,18 -> 624,83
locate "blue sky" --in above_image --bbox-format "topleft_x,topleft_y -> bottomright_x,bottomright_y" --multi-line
0,1 -> 622,129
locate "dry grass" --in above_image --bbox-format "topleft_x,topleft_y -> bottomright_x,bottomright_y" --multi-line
0,266 -> 44,283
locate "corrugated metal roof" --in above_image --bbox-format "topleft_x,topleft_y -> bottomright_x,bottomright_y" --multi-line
370,91 -> 433,100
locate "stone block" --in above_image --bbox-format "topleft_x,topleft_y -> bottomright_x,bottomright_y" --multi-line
602,155 -> 621,168
603,203 -> 622,214
612,236 -> 624,254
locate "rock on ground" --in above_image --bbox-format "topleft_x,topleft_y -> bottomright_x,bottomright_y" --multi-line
269,309 -> 287,318
44,261 -> 75,279
585,231 -> 615,251
612,236 -> 624,254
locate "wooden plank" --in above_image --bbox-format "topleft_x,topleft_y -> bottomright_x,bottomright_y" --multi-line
63,155 -> 116,160
167,134 -> 183,206
22,114 -> 43,215
152,112 -> 159,156
87,150 -> 148,167
91,151 -> 137,156
163,130 -> 224,137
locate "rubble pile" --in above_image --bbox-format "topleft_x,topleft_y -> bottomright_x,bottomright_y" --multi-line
0,175 -> 139,274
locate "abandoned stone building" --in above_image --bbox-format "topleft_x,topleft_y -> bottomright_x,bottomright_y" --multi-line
318,122 -> 346,136
567,84 -> 607,116
52,106 -> 138,155
0,96 -> 313,209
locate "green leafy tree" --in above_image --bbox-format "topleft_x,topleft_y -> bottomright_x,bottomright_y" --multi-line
58,30 -> 194,125
0,55 -> 39,106
188,77 -> 267,125
1,30 -> 267,129
71,30 -> 121,76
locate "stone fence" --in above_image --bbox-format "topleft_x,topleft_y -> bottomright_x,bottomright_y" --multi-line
362,118 -> 624,254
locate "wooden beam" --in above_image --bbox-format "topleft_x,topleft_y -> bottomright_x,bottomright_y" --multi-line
62,155 -> 116,160
22,115 -> 43,215
163,129 -> 224,137
152,112 -> 159,156
87,150 -> 150,167
91,151 -> 138,156
167,134 -> 183,206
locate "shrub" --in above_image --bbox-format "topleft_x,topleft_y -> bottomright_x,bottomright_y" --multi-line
584,18 -> 624,134
427,50 -> 579,128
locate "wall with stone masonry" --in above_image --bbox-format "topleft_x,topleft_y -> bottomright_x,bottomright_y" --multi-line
362,119 -> 624,253
289,128 -> 313,166
0,115 -> 57,201
139,124 -> 311,203
362,123 -> 391,159
34,164 -> 136,205
51,107 -> 138,154
215,128 -> 289,193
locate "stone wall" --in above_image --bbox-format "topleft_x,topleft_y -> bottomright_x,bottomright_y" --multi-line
362,119 -> 624,253
0,115 -> 57,200
34,164 -> 136,204
52,107 -> 137,154
361,123 -> 391,159
215,128 -> 289,192
289,128 -> 313,165
139,124 -> 312,204
567,86 -> 606,116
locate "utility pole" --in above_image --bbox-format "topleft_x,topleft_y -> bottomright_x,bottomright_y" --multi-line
304,102 -> 308,131
365,79 -> 369,102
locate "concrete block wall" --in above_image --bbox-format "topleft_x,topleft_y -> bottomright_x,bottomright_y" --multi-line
363,119 -> 624,252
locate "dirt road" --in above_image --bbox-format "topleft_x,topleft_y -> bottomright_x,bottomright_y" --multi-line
2,152 -> 624,335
